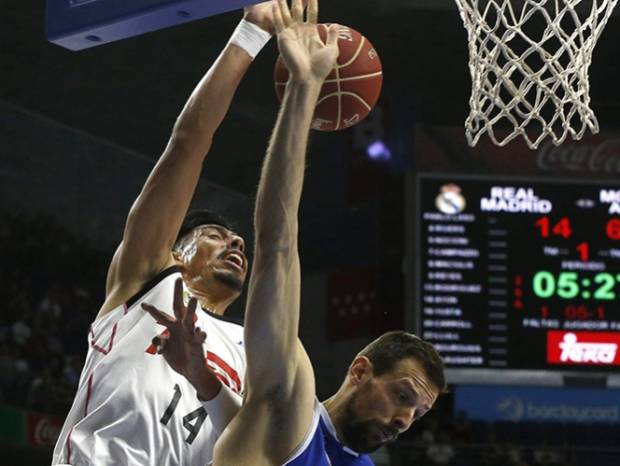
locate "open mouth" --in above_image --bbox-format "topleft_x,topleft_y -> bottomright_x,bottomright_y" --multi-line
377,426 -> 396,443
223,251 -> 244,271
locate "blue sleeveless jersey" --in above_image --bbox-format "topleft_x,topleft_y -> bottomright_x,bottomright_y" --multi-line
284,403 -> 374,466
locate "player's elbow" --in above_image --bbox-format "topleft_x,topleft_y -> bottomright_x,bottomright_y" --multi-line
168,125 -> 213,157
245,359 -> 299,402
253,241 -> 299,273
254,221 -> 298,252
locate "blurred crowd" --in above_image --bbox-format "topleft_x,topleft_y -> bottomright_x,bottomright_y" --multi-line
0,212 -> 106,415
1,212 -> 618,466
386,409 -> 617,466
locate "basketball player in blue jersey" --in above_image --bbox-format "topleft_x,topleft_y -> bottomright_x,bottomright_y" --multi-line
143,1 -> 447,465
52,3 -> 283,466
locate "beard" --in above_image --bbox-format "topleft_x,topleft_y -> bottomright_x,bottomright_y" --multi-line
213,268 -> 245,292
340,391 -> 393,454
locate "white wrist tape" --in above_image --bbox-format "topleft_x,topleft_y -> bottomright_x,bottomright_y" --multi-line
228,19 -> 272,59
199,383 -> 242,434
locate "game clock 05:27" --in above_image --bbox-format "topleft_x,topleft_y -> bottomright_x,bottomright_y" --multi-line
532,271 -> 620,301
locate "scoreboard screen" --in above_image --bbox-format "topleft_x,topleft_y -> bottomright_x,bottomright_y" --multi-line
415,174 -> 620,383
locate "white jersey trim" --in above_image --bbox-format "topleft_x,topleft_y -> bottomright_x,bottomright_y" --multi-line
282,399 -> 323,465
317,403 -> 361,457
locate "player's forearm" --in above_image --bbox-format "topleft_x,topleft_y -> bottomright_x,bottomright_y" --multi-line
188,364 -> 223,401
108,44 -> 256,289
126,44 -> 254,250
254,79 -> 322,248
242,79 -> 320,391
171,43 -> 253,153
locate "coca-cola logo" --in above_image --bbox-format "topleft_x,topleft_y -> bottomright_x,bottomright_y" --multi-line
32,417 -> 62,446
537,139 -> 620,175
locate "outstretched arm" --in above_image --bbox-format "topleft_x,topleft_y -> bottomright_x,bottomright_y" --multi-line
98,4 -> 275,318
241,0 -> 339,457
137,3 -> 337,462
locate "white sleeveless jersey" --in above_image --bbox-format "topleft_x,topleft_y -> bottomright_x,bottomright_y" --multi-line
52,267 -> 246,466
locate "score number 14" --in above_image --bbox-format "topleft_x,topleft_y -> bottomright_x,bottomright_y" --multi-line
536,217 -> 620,262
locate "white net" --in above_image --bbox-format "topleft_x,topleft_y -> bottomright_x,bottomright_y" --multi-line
454,0 -> 618,149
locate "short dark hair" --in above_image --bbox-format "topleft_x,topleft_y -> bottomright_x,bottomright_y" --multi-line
175,209 -> 235,246
357,331 -> 447,393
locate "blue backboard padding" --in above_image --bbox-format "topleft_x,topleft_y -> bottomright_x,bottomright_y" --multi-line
46,0 -> 262,51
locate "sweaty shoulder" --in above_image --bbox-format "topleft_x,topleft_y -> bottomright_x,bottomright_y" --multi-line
283,402 -> 327,466
96,265 -> 181,320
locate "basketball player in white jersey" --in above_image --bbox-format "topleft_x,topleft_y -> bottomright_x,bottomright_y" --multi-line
51,3 -> 280,465
145,1 -> 447,465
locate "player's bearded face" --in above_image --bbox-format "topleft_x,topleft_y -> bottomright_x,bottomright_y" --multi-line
340,382 -> 399,453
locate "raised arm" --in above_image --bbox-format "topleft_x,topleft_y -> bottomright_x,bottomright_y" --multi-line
98,4 -> 275,318
241,0 -> 339,458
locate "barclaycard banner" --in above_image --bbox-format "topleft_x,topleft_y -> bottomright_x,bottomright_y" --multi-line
454,385 -> 620,424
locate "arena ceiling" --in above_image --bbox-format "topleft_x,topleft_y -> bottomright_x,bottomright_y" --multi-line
3,1 -> 620,197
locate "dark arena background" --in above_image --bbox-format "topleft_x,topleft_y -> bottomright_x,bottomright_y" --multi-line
2,1 -> 620,465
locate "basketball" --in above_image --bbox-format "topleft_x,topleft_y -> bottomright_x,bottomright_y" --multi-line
274,24 -> 383,132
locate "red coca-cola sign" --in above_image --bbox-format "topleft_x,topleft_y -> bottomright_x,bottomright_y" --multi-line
547,331 -> 620,366
26,412 -> 63,446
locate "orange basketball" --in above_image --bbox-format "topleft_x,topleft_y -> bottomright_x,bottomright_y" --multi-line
274,24 -> 383,132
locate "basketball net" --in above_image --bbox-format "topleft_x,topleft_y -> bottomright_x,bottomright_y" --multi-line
454,0 -> 618,149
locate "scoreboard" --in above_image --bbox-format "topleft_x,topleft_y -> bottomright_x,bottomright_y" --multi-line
415,174 -> 620,384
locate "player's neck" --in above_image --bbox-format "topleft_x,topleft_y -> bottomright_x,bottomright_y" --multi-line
185,287 -> 229,315
197,296 -> 228,315
179,268 -> 239,315
321,391 -> 349,441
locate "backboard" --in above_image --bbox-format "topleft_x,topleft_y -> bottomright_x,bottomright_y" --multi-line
47,0 -> 261,51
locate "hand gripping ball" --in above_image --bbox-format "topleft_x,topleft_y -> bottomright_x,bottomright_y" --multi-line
274,24 -> 383,131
